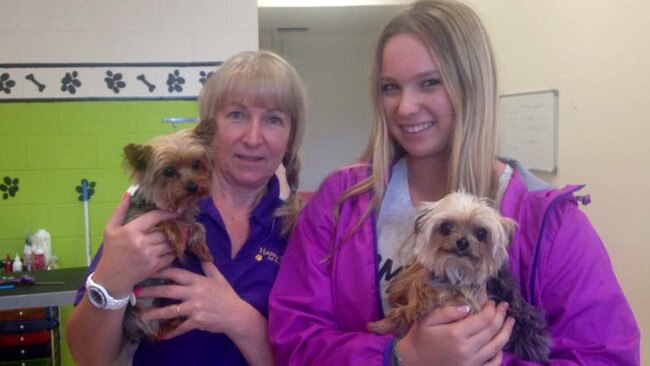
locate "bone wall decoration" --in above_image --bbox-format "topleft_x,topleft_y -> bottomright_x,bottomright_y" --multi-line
0,62 -> 221,102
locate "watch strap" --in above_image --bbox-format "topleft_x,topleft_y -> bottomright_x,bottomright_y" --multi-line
85,272 -> 135,310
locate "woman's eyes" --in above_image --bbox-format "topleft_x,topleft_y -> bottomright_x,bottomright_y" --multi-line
381,83 -> 399,93
421,78 -> 440,88
380,78 -> 440,93
225,110 -> 286,126
267,116 -> 285,125
227,110 -> 244,119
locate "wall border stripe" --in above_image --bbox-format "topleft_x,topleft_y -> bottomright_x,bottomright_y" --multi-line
0,62 -> 222,102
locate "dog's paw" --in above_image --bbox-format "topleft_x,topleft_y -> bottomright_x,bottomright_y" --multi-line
367,319 -> 397,335
188,223 -> 212,262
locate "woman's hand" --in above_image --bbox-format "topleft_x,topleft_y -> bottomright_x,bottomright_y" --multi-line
93,193 -> 178,298
397,301 -> 514,366
138,261 -> 251,339
139,261 -> 275,365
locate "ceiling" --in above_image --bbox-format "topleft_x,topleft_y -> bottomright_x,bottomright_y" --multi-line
258,5 -> 402,35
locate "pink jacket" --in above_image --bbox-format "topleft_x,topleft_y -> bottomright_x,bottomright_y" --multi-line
269,162 -> 639,365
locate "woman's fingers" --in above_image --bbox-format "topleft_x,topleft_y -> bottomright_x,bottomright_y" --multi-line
137,283 -> 186,300
132,209 -> 178,232
106,193 -> 131,230
147,238 -> 174,257
137,264 -> 243,339
483,350 -> 504,366
146,230 -> 169,246
143,302 -> 184,320
421,304 -> 471,327
201,260 -> 225,280
160,318 -> 194,340
476,317 -> 514,364
454,301 -> 503,339
468,302 -> 509,344
151,267 -> 199,286
155,254 -> 177,272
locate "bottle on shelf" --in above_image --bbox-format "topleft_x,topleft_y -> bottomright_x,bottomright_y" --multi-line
24,240 -> 33,272
12,254 -> 22,272
33,249 -> 46,271
4,254 -> 11,273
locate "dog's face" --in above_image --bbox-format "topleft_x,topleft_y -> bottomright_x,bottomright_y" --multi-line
123,129 -> 212,213
413,191 -> 516,286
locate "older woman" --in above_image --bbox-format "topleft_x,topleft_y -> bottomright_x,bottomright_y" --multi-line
67,50 -> 306,366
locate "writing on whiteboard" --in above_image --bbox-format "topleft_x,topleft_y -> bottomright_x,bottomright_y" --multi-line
499,90 -> 557,173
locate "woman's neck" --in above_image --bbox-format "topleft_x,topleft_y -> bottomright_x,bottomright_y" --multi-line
210,172 -> 268,258
406,155 -> 448,204
210,173 -> 267,215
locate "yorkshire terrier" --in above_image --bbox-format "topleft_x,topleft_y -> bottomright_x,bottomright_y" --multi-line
121,128 -> 213,342
368,191 -> 549,362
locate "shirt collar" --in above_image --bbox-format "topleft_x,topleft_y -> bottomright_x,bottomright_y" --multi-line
198,174 -> 282,231
250,174 -> 282,229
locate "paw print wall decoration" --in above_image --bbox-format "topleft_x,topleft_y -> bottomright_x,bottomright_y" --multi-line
0,62 -> 221,101
104,71 -> 126,94
61,71 -> 82,94
199,71 -> 213,85
0,73 -> 16,94
0,176 -> 19,200
76,179 -> 96,201
166,69 -> 186,93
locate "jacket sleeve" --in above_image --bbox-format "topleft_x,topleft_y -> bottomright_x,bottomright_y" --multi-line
503,199 -> 640,365
268,174 -> 394,366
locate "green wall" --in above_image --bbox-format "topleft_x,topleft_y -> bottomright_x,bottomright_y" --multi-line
0,100 -> 197,365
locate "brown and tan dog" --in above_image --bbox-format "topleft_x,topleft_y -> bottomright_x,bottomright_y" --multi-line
121,128 -> 213,342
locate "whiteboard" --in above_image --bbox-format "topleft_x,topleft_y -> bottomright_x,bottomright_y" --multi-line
498,90 -> 558,173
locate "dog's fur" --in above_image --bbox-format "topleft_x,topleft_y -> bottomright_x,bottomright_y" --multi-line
368,191 -> 549,362
121,128 -> 213,342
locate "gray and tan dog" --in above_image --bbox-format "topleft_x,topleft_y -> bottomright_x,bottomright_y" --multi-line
368,191 -> 549,362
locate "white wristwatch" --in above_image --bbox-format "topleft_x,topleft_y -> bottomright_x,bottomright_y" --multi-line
85,272 -> 135,310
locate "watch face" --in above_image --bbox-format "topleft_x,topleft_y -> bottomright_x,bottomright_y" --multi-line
89,286 -> 107,308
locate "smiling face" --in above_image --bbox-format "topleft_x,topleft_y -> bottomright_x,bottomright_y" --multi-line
212,98 -> 291,191
380,33 -> 455,164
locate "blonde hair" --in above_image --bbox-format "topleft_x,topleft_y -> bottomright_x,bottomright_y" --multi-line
194,50 -> 307,237
337,0 -> 499,221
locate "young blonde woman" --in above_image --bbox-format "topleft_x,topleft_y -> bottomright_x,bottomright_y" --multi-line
268,1 -> 639,365
67,50 -> 306,366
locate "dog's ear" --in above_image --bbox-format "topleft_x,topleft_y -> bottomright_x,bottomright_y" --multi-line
414,206 -> 433,235
490,215 -> 518,267
499,216 -> 517,240
123,143 -> 153,183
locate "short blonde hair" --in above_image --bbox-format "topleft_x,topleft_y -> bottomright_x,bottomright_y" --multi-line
195,50 -> 307,236
338,0 -> 499,219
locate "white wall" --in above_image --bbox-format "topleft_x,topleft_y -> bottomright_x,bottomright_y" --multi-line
0,0 -> 258,63
468,1 -> 649,363
262,30 -> 378,190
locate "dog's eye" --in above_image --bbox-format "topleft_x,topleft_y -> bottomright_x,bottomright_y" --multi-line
439,221 -> 454,236
163,167 -> 176,177
192,160 -> 201,170
474,227 -> 488,241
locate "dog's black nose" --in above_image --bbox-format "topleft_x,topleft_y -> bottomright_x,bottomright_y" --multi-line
455,238 -> 470,251
186,181 -> 198,193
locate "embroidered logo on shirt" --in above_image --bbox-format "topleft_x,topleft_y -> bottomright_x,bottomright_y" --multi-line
255,247 -> 281,264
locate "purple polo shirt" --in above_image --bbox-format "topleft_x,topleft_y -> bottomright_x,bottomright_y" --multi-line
74,175 -> 286,366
